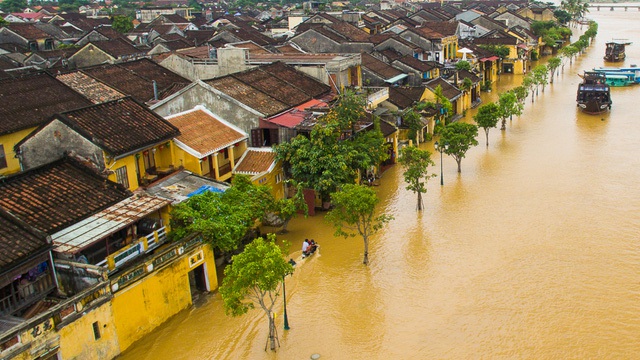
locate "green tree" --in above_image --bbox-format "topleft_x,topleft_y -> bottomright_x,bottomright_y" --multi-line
455,60 -> 471,71
512,85 -> 529,105
275,91 -> 389,204
0,17 -> 8,27
0,0 -> 27,12
402,108 -> 422,145
219,235 -> 293,351
398,146 -> 436,211
532,64 -> 549,95
440,122 -> 479,173
479,45 -> 510,60
326,184 -> 393,265
169,175 -> 273,256
112,15 -> 133,34
263,182 -> 307,234
473,102 -> 500,146
547,56 -> 562,83
433,84 -> 453,126
554,9 -> 571,25
497,91 -> 522,130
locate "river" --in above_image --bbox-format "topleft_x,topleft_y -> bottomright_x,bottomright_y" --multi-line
119,8 -> 640,360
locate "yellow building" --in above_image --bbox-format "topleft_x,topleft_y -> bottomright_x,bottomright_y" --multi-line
233,147 -> 284,200
166,105 -> 249,182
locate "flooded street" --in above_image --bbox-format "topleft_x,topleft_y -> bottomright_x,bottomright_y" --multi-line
120,9 -> 640,359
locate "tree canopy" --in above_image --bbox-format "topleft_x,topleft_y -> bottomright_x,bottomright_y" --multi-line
473,102 -> 500,146
326,184 -> 392,265
399,146 -> 436,211
0,0 -> 27,12
440,122 -> 479,173
274,91 -> 389,202
112,15 -> 134,34
169,175 -> 273,255
219,234 -> 293,350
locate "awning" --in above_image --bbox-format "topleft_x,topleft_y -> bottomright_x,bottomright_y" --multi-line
479,56 -> 499,62
52,194 -> 171,254
385,73 -> 408,83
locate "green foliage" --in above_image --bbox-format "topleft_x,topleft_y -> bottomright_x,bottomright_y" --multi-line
169,175 -> 273,254
265,182 -> 307,233
554,9 -> 571,24
0,17 -> 8,27
398,146 -> 436,211
433,85 -> 453,124
513,85 -> 528,103
274,91 -> 389,202
112,15 -> 133,34
497,91 -> 522,129
325,184 -> 393,265
402,109 -> 422,144
0,0 -> 27,12
473,102 -> 500,146
440,122 -> 479,173
459,77 -> 473,93
532,64 -> 549,90
219,234 -> 292,329
455,60 -> 471,71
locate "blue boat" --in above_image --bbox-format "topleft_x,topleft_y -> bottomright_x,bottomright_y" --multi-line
593,66 -> 640,86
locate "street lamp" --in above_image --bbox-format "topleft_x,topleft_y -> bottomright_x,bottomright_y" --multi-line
283,259 -> 296,330
434,141 -> 447,186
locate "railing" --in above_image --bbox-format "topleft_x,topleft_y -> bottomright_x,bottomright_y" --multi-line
190,58 -> 218,65
364,87 -> 389,109
0,273 -> 55,316
98,226 -> 168,272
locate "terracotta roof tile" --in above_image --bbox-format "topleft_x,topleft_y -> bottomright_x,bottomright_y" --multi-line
425,77 -> 462,100
0,208 -> 50,269
90,38 -> 144,58
166,107 -> 247,158
234,148 -> 276,174
56,72 -> 125,104
0,158 -> 130,234
57,97 -> 180,156
388,86 -> 425,109
0,72 -> 92,135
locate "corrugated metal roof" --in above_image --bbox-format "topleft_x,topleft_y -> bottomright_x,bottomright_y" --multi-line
52,194 -> 170,254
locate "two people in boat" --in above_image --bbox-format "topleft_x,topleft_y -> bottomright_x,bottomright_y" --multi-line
302,238 -> 318,258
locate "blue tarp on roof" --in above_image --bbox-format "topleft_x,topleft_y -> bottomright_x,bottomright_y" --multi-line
187,185 -> 226,197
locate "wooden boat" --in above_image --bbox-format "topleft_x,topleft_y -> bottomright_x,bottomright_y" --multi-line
604,40 -> 631,62
576,72 -> 612,114
593,66 -> 640,86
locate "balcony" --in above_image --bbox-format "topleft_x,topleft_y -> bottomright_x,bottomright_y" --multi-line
360,87 -> 389,109
0,272 -> 56,316
96,226 -> 168,272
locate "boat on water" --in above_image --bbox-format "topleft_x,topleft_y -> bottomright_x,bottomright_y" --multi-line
592,66 -> 640,86
604,40 -> 631,62
576,72 -> 612,114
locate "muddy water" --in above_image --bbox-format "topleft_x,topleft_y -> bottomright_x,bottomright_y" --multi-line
119,10 -> 640,360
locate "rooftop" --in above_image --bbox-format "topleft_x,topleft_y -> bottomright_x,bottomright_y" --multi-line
233,148 -> 277,175
56,72 -> 125,104
0,208 -> 50,269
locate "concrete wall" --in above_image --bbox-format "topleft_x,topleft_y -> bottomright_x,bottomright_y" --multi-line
152,83 -> 264,139
69,45 -> 114,69
160,49 -> 257,81
18,119 -> 105,171
111,243 -> 218,352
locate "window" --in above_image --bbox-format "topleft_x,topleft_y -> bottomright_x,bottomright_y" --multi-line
0,144 -> 6,169
275,173 -> 282,184
92,322 -> 101,340
115,166 -> 129,189
222,148 -> 229,160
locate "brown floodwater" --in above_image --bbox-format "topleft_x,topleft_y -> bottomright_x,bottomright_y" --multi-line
119,9 -> 640,359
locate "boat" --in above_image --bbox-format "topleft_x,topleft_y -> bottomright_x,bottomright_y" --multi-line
576,72 -> 612,114
604,40 -> 632,62
593,66 -> 640,86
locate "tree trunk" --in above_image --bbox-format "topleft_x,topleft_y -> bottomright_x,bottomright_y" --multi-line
279,218 -> 291,234
268,312 -> 276,351
485,128 -> 490,146
417,191 -> 423,211
501,118 -> 506,130
363,237 -> 369,265
456,159 -> 462,173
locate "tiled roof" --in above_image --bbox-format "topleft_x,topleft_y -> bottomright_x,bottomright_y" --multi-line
80,59 -> 190,103
458,69 -> 481,83
216,27 -> 277,47
3,23 -> 51,40
388,86 -> 426,109
0,208 -> 50,269
425,77 -> 462,101
233,148 -> 276,175
0,158 -> 131,234
232,65 -> 315,107
261,62 -> 332,98
90,38 -> 144,58
394,55 -> 436,72
56,97 -> 180,156
361,52 -> 403,79
0,72 -> 92,136
185,30 -> 215,46
205,76 -> 289,116
56,72 -> 125,104
166,106 -> 247,158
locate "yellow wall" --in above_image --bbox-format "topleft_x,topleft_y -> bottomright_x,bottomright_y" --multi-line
58,302 -> 120,360
111,243 -> 218,352
107,154 -> 140,191
105,143 -> 175,191
252,162 -> 285,200
0,127 -> 35,176
173,146 -> 203,175
5,315 -> 59,360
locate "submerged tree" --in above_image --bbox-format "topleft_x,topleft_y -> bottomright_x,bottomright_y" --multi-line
474,102 -> 500,146
219,235 -> 293,351
440,122 -> 479,173
497,91 -> 522,130
399,146 -> 436,211
263,181 -> 307,234
326,184 -> 393,265
547,57 -> 562,83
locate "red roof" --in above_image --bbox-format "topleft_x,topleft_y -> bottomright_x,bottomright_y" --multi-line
265,109 -> 309,128
295,99 -> 327,111
479,56 -> 499,62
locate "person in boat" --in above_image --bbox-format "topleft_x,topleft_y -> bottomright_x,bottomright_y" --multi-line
308,239 -> 318,255
302,239 -> 310,256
